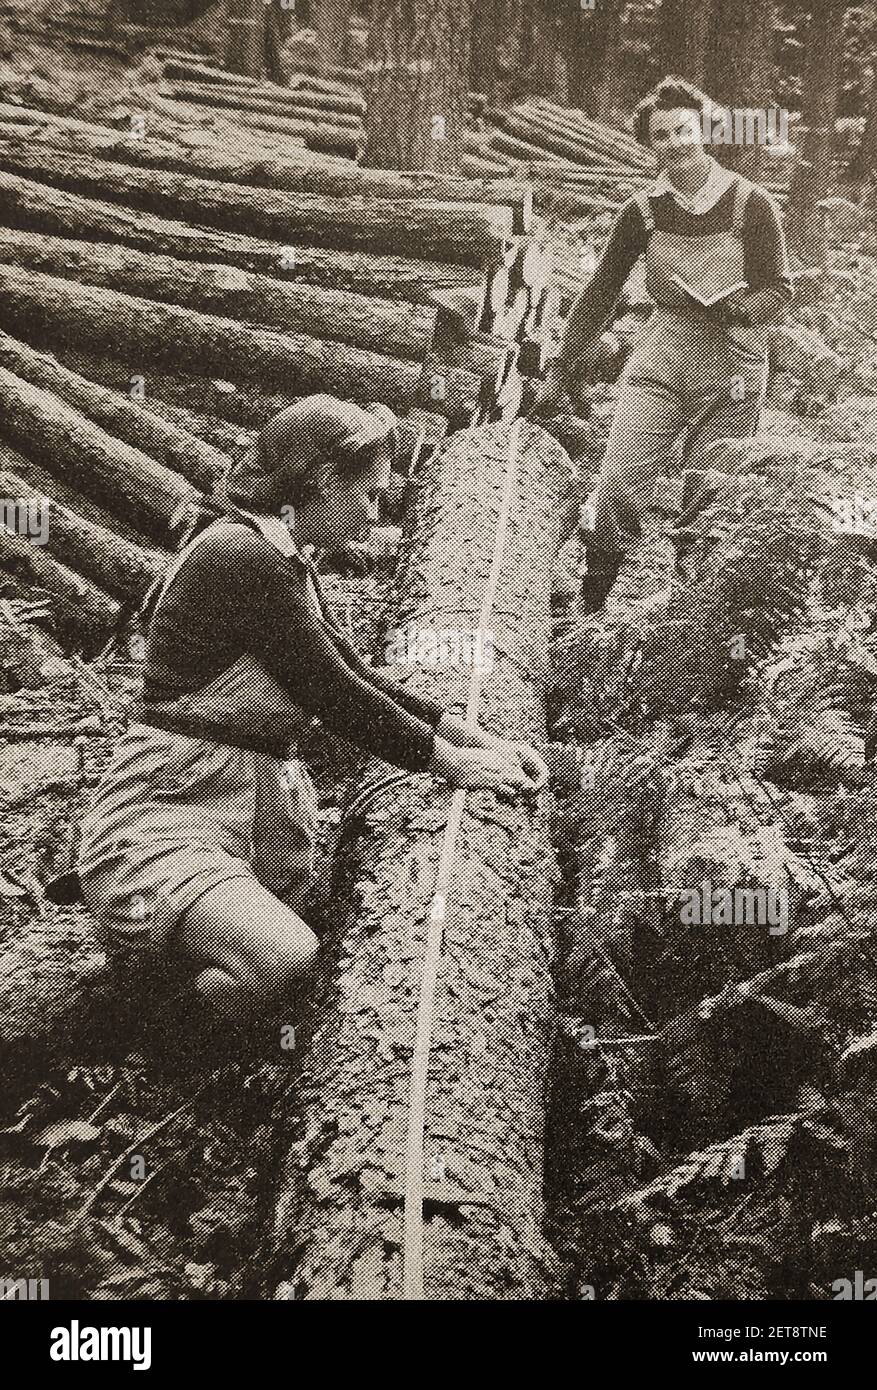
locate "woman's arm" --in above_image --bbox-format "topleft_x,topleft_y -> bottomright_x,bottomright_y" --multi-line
738,186 -> 794,324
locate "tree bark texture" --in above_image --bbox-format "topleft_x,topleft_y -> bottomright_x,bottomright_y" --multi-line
0,366 -> 200,539
268,419 -> 569,1300
0,326 -> 228,492
786,0 -> 846,266
0,116 -> 532,231
0,227 -> 438,361
0,143 -> 514,267
703,0 -> 775,177
0,263 -> 441,415
0,168 -> 485,303
363,0 -> 471,174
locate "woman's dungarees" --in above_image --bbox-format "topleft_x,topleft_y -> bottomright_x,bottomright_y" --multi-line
590,175 -> 770,558
76,511 -> 319,956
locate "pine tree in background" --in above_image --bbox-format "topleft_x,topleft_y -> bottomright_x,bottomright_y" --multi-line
226,0 -> 265,75
362,0 -> 472,172
316,0 -> 352,73
470,0 -> 532,106
787,0 -> 848,267
563,0 -> 625,120
659,0 -> 711,89
703,0 -> 776,177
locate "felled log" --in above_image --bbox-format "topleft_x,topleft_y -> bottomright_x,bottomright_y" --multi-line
61,352 -> 291,433
0,169 -> 486,303
488,105 -> 653,173
161,80 -> 366,120
0,327 -> 227,491
0,263 -> 428,414
160,59 -> 261,86
0,141 -> 515,267
269,419 -> 567,1300
0,439 -> 164,551
54,355 -> 249,454
0,526 -> 120,646
140,93 -> 363,155
532,100 -> 651,167
0,227 -> 438,361
3,115 -> 533,230
0,467 -> 165,601
0,367 -> 200,538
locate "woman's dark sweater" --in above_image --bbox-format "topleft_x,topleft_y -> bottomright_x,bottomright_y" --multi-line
562,181 -> 794,361
141,521 -> 442,771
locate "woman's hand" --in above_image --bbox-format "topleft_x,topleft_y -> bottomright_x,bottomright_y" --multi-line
432,725 -> 549,792
429,738 -> 529,796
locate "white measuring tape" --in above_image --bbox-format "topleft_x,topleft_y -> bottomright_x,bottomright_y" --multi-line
402,415 -> 524,1300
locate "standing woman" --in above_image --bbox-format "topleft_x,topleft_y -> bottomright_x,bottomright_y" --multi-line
537,75 -> 793,610
76,395 -> 546,1022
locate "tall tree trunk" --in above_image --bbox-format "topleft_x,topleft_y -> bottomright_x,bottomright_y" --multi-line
226,0 -> 265,76
563,0 -> 625,120
703,0 -> 775,177
470,0 -> 528,106
847,70 -> 877,182
660,0 -> 711,89
315,0 -> 352,74
264,1 -> 295,84
362,0 -> 472,173
786,0 -> 846,267
529,0 -> 568,101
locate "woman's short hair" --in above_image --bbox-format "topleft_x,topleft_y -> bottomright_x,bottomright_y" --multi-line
632,75 -> 711,147
225,394 -> 398,513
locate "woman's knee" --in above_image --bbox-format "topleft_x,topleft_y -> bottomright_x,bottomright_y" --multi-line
177,877 -> 319,1002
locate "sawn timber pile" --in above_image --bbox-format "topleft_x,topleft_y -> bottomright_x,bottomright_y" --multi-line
0,72 -> 560,653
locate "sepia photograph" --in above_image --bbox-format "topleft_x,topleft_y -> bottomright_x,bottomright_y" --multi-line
0,0 -> 874,1349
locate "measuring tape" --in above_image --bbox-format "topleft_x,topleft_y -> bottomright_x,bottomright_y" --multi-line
402,415 -> 524,1300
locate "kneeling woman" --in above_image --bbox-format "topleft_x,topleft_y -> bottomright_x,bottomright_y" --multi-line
77,395 -> 544,1021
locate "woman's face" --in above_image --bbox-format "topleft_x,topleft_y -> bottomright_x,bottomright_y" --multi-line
648,105 -> 706,172
295,447 -> 393,548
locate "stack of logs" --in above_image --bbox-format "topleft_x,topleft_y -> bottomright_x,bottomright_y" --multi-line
0,64 -> 563,655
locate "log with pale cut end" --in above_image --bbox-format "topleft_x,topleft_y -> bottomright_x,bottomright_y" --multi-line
0,367 -> 201,539
0,141 -> 514,267
414,352 -> 482,423
0,468 -> 166,602
0,327 -> 227,491
0,263 -> 427,414
0,226 -> 438,362
0,168 -> 490,305
268,418 -> 567,1300
0,525 -> 120,647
